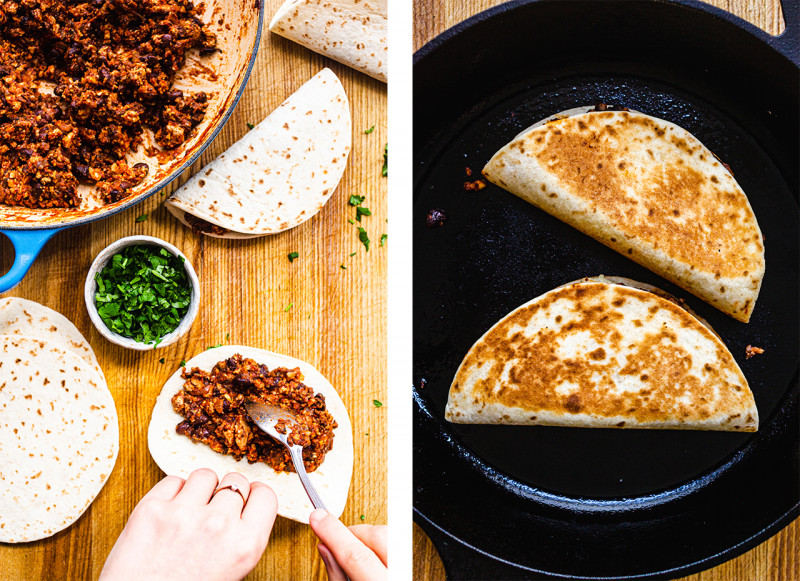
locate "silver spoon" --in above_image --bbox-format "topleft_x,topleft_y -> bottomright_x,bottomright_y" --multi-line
244,400 -> 327,510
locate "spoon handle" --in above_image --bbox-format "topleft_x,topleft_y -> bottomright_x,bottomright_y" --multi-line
289,445 -> 328,511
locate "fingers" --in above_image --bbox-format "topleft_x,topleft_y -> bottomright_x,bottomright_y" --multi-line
309,510 -> 386,581
348,525 -> 388,566
318,543 -> 348,581
241,481 -> 279,541
175,468 -> 218,504
140,474 -> 185,502
209,472 -> 251,514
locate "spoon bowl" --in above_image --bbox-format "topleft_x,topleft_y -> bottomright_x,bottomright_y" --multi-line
244,400 -> 328,511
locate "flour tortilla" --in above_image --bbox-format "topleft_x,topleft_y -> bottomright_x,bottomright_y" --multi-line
446,278 -> 758,431
147,345 -> 354,523
269,0 -> 387,82
165,68 -> 351,237
0,336 -> 119,542
482,108 -> 765,322
0,297 -> 103,381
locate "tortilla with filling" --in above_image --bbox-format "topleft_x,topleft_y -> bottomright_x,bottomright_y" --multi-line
165,68 -> 351,238
0,297 -> 103,381
147,345 -> 353,523
445,277 -> 758,431
0,336 -> 118,542
269,0 -> 387,82
482,108 -> 765,322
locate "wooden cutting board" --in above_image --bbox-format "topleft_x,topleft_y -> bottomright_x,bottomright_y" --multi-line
412,1 -> 798,580
0,2 -> 387,578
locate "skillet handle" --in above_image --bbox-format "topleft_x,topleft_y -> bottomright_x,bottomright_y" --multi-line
0,229 -> 61,293
772,0 -> 800,65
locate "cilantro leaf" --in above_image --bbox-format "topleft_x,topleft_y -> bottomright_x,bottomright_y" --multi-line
358,227 -> 370,251
288,251 -> 299,262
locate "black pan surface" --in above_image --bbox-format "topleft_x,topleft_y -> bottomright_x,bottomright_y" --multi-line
413,1 -> 799,579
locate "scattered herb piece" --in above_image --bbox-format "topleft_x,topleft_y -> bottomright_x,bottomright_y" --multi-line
348,218 -> 355,225
380,233 -> 387,247
364,125 -> 375,134
206,343 -> 222,350
284,302 -> 293,312
358,227 -> 370,251
360,514 -> 366,521
288,251 -> 299,262
349,252 -> 357,257
246,122 -> 255,130
94,245 -> 191,345
159,357 -> 165,364
340,264 -> 347,270
382,143 -> 388,176
135,213 -> 148,223
348,195 -> 366,206
356,206 -> 372,221
373,399 -> 383,407
225,332 -> 230,341
180,360 -> 186,367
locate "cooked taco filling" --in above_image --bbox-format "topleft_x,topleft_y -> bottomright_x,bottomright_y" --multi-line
0,0 -> 216,209
172,354 -> 337,472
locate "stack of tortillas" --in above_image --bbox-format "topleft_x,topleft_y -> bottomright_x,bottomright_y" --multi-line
165,68 -> 351,239
269,0 -> 387,82
0,298 -> 118,543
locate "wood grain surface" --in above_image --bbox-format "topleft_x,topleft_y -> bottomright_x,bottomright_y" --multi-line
0,1 -> 387,578
412,1 -> 798,580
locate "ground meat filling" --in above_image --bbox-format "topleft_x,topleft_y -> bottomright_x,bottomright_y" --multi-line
172,355 -> 337,473
0,0 -> 216,208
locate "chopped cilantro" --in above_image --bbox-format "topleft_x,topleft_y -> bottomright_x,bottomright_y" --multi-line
246,122 -> 255,130
284,302 -> 293,312
136,213 -> 148,223
350,251 -> 357,257
94,245 -> 191,345
380,233 -> 387,247
159,357 -> 165,364
382,143 -> 388,177
348,218 -> 355,225
364,125 -> 375,134
360,514 -> 366,521
340,264 -> 347,270
288,251 -> 299,262
373,399 -> 382,407
180,360 -> 186,367
206,343 -> 222,350
358,227 -> 370,251
348,195 -> 366,206
225,332 -> 230,341
356,206 -> 372,221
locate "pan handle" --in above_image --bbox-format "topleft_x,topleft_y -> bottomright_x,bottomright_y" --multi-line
0,229 -> 61,293
772,0 -> 800,65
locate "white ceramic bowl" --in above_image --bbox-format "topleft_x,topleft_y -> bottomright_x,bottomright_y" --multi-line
84,235 -> 200,350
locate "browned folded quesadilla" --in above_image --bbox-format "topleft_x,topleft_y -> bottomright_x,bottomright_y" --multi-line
482,108 -> 765,322
446,277 -> 758,431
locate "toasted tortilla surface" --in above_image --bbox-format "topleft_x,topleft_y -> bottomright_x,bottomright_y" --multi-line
482,110 -> 765,322
446,280 -> 758,431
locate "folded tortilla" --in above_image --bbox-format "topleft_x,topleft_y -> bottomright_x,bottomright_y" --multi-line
165,68 -> 351,238
269,0 -> 387,83
446,277 -> 758,431
482,108 -> 765,322
147,345 -> 353,523
0,336 -> 118,542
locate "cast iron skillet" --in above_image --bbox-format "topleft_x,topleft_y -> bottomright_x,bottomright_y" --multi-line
413,1 -> 799,579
